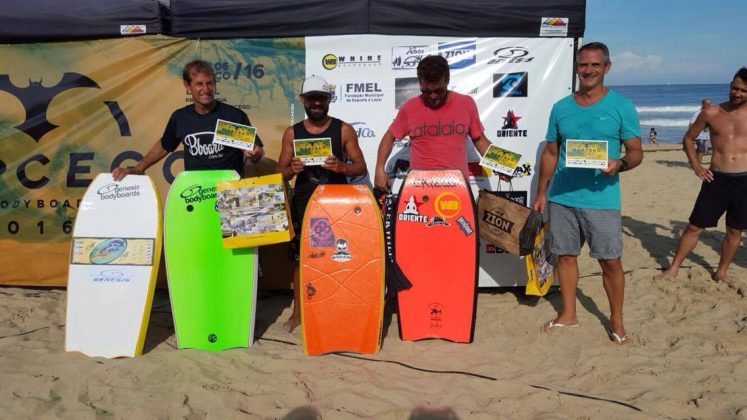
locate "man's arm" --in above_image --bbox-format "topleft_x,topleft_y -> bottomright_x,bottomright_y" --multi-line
244,144 -> 265,164
374,130 -> 397,190
112,140 -> 169,181
323,122 -> 367,176
471,133 -> 492,156
600,137 -> 643,176
531,141 -> 559,214
276,126 -> 304,181
683,110 -> 713,182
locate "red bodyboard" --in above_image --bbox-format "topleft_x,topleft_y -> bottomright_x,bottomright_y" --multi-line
395,169 -> 478,342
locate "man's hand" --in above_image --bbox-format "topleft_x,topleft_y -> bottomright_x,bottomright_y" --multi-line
374,168 -> 390,191
112,166 -> 136,181
599,159 -> 624,176
532,192 -> 547,214
244,144 -> 264,163
692,163 -> 714,182
322,155 -> 345,173
288,157 -> 305,177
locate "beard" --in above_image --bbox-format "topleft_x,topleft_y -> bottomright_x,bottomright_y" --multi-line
305,104 -> 329,122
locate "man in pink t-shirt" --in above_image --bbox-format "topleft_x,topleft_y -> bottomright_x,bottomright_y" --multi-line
374,55 -> 492,190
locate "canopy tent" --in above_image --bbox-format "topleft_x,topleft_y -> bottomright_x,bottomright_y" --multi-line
0,0 -> 585,42
0,0 -> 163,43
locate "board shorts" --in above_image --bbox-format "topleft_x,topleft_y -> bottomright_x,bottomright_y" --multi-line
689,170 -> 747,230
288,193 -> 310,262
548,201 -> 623,260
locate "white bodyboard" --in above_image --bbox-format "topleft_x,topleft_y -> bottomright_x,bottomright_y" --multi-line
65,174 -> 161,358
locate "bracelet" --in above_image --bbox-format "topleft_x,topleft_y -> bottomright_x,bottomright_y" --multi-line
618,158 -> 629,172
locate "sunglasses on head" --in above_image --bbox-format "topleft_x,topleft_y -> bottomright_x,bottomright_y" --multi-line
420,87 -> 447,95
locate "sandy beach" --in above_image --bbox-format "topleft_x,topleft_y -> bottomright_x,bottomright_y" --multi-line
1,144 -> 746,419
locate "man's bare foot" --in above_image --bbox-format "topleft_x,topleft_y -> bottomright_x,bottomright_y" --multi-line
283,315 -> 300,333
654,268 -> 679,280
712,272 -> 737,287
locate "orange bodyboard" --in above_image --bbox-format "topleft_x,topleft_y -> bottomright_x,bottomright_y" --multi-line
395,169 -> 478,342
300,184 -> 385,355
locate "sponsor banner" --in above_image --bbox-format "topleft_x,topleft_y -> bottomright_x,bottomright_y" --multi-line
306,35 -> 573,287
0,36 -> 305,285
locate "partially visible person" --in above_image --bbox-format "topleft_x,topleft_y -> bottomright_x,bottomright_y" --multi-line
374,55 -> 492,190
655,68 -> 747,286
277,75 -> 367,332
532,42 -> 643,345
112,59 -> 264,181
648,127 -> 657,144
692,98 -> 713,162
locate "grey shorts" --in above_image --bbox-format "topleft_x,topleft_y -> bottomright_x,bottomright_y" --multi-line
548,202 -> 623,260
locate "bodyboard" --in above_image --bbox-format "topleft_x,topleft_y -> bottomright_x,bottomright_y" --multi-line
164,170 -> 258,350
65,174 -> 161,358
300,184 -> 385,355
395,169 -> 478,342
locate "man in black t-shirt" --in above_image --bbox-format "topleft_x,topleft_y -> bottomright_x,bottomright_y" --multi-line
113,60 -> 264,180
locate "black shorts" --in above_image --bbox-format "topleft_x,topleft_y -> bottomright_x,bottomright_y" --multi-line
288,188 -> 315,262
689,170 -> 747,229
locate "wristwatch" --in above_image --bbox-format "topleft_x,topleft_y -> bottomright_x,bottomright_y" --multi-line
618,158 -> 629,172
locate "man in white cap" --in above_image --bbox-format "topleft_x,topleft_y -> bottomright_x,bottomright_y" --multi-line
276,75 -> 367,332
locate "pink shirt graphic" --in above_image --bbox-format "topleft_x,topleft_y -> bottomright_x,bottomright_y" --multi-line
388,91 -> 484,176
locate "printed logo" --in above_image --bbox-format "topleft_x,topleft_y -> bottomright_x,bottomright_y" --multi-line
485,243 -> 509,254
427,215 -> 450,227
410,118 -> 469,138
97,183 -> 141,200
184,131 -> 226,157
322,53 -> 382,70
488,47 -> 535,65
429,303 -> 443,329
338,82 -> 384,104
482,209 -> 515,233
309,217 -> 335,247
0,73 -> 110,142
409,175 -> 462,188
306,283 -> 316,300
351,122 -> 376,139
207,334 -> 218,343
434,192 -> 461,219
540,17 -> 569,37
456,216 -> 474,236
512,162 -> 533,178
496,110 -> 528,138
328,83 -> 338,103
438,40 -> 477,69
493,73 -> 528,97
398,195 -> 428,223
90,238 -> 127,265
92,269 -> 131,283
331,238 -> 352,262
120,25 -> 146,35
307,251 -> 326,259
180,184 -> 217,204
392,46 -> 428,69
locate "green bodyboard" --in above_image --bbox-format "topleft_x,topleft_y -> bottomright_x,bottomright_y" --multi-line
164,170 -> 257,350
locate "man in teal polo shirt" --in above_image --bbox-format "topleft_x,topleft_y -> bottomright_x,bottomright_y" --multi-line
532,42 -> 643,345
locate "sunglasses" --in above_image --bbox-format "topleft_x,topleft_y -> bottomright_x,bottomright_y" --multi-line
420,87 -> 447,95
304,94 -> 331,102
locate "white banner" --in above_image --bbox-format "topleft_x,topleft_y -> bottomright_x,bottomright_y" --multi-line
305,35 -> 574,287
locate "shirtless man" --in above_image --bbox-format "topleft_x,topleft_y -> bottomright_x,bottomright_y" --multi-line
655,68 -> 747,286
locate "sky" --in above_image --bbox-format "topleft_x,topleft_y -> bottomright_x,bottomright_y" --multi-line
584,0 -> 745,85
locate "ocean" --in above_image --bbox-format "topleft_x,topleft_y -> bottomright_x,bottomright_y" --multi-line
611,84 -> 729,144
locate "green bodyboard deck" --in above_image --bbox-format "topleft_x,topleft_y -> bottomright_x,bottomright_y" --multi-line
164,170 -> 257,350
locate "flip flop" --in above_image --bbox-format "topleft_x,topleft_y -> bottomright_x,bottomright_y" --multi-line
607,328 -> 631,345
542,319 -> 579,332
